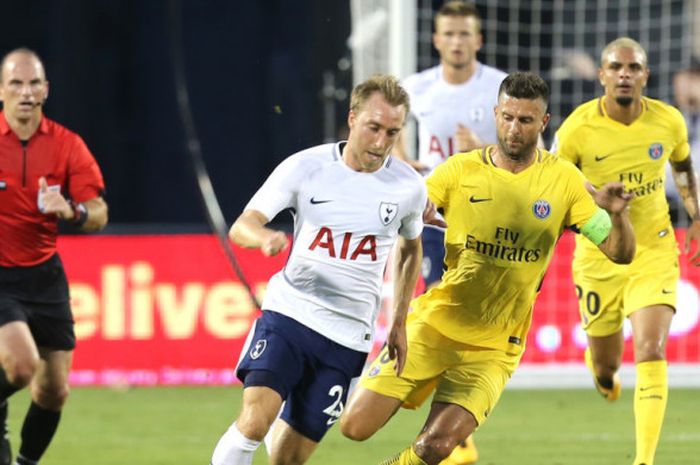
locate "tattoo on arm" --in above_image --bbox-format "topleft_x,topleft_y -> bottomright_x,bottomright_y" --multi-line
671,158 -> 700,220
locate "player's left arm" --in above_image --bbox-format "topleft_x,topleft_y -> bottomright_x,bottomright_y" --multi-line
670,156 -> 700,265
584,182 -> 636,264
387,235 -> 422,376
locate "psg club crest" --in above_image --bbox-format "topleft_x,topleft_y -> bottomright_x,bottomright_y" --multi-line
532,199 -> 551,219
250,339 -> 267,360
648,143 -> 663,160
379,202 -> 399,226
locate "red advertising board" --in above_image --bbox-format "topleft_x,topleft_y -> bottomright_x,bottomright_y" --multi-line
58,232 -> 700,386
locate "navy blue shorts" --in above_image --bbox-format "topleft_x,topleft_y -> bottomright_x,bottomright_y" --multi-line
236,310 -> 367,442
421,227 -> 446,286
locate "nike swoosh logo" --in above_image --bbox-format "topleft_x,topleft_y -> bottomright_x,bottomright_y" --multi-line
662,289 -> 674,294
469,196 -> 492,203
640,385 -> 663,391
310,197 -> 333,205
595,154 -> 613,161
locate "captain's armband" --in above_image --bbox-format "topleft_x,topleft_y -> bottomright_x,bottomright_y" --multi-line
581,208 -> 612,246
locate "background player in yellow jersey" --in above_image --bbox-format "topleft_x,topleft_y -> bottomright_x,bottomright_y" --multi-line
338,72 -> 637,465
551,37 -> 700,465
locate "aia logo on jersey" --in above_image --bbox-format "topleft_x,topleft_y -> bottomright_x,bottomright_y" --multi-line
648,143 -> 663,160
250,339 -> 267,359
379,202 -> 398,226
309,227 -> 377,261
532,199 -> 551,219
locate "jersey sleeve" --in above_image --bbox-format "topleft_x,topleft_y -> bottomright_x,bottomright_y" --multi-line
563,163 -> 599,232
67,135 -> 105,203
425,155 -> 459,208
669,107 -> 691,163
399,181 -> 427,240
245,154 -> 303,221
550,117 -> 581,165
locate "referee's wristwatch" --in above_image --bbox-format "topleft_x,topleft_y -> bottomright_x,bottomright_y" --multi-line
71,202 -> 89,226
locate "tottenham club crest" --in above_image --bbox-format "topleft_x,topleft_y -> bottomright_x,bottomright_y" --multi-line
648,143 -> 663,160
532,199 -> 551,219
379,202 -> 399,226
250,339 -> 267,360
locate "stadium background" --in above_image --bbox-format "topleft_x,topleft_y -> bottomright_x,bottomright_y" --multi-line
2,0 -> 699,387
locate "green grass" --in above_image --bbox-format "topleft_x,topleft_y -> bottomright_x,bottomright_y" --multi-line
7,386 -> 699,464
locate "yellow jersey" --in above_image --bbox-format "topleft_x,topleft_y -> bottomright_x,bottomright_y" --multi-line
412,148 -> 600,354
553,96 -> 689,257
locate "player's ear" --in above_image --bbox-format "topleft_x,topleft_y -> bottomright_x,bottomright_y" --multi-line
541,113 -> 551,132
598,67 -> 605,87
347,110 -> 356,130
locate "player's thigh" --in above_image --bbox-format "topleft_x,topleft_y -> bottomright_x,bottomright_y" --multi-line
341,384 -> 403,440
0,297 -> 40,378
281,341 -> 366,444
435,347 -> 521,428
623,249 -> 679,318
573,259 -> 626,337
359,318 -> 450,410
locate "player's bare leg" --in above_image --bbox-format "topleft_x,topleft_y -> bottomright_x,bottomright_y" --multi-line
586,331 -> 624,401
340,385 -> 403,441
211,386 -> 283,465
267,419 -> 318,465
629,305 -> 673,465
407,402 -> 477,465
439,435 -> 478,465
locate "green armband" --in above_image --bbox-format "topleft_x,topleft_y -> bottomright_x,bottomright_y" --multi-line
581,208 -> 612,245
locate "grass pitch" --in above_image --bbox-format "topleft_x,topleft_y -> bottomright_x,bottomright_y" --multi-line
7,386 -> 698,464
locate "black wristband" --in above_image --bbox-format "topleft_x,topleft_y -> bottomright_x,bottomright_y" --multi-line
72,202 -> 89,227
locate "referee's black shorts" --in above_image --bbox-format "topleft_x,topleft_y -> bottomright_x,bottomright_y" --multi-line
0,253 -> 76,351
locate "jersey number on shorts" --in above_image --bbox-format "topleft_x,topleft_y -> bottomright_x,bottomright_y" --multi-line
575,285 -> 601,316
322,385 -> 344,426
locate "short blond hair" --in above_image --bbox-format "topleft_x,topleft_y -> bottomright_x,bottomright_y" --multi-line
435,1 -> 481,32
600,37 -> 647,66
349,74 -> 410,116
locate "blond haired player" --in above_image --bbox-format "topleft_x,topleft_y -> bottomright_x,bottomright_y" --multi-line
340,72 -> 637,465
551,37 -> 700,465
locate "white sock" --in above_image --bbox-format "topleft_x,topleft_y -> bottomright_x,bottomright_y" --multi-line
211,422 -> 261,465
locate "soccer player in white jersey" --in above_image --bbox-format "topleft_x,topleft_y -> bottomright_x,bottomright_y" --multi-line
209,75 -> 428,465
395,3 -> 506,463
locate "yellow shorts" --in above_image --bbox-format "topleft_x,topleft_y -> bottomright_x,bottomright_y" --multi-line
573,246 -> 679,337
359,317 -> 521,427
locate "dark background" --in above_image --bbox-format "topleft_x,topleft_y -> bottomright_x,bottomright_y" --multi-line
1,1 -> 351,229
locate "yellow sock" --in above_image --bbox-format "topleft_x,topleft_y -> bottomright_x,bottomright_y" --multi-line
379,446 -> 428,465
633,360 -> 668,465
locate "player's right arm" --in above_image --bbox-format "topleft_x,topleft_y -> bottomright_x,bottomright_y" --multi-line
229,210 -> 288,257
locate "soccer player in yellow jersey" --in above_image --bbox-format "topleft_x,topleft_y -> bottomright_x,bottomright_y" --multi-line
551,37 -> 700,465
339,72 -> 637,465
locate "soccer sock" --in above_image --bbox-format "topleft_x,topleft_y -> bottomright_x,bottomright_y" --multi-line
18,401 -> 61,462
211,422 -> 261,465
633,360 -> 668,465
0,369 -> 21,402
379,446 -> 428,465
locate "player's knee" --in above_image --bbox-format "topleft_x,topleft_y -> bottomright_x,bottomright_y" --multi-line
339,414 -> 374,441
33,382 -> 70,410
634,339 -> 666,362
3,358 -> 39,388
235,413 -> 272,442
415,431 -> 460,463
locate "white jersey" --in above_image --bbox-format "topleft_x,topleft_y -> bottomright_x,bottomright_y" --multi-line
402,62 -> 506,173
246,142 -> 427,352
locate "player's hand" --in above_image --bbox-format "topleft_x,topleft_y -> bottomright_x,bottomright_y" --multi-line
685,219 -> 700,266
586,181 -> 634,215
422,199 -> 447,228
386,318 -> 408,376
261,231 -> 289,257
38,177 -> 73,220
455,123 -> 484,152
